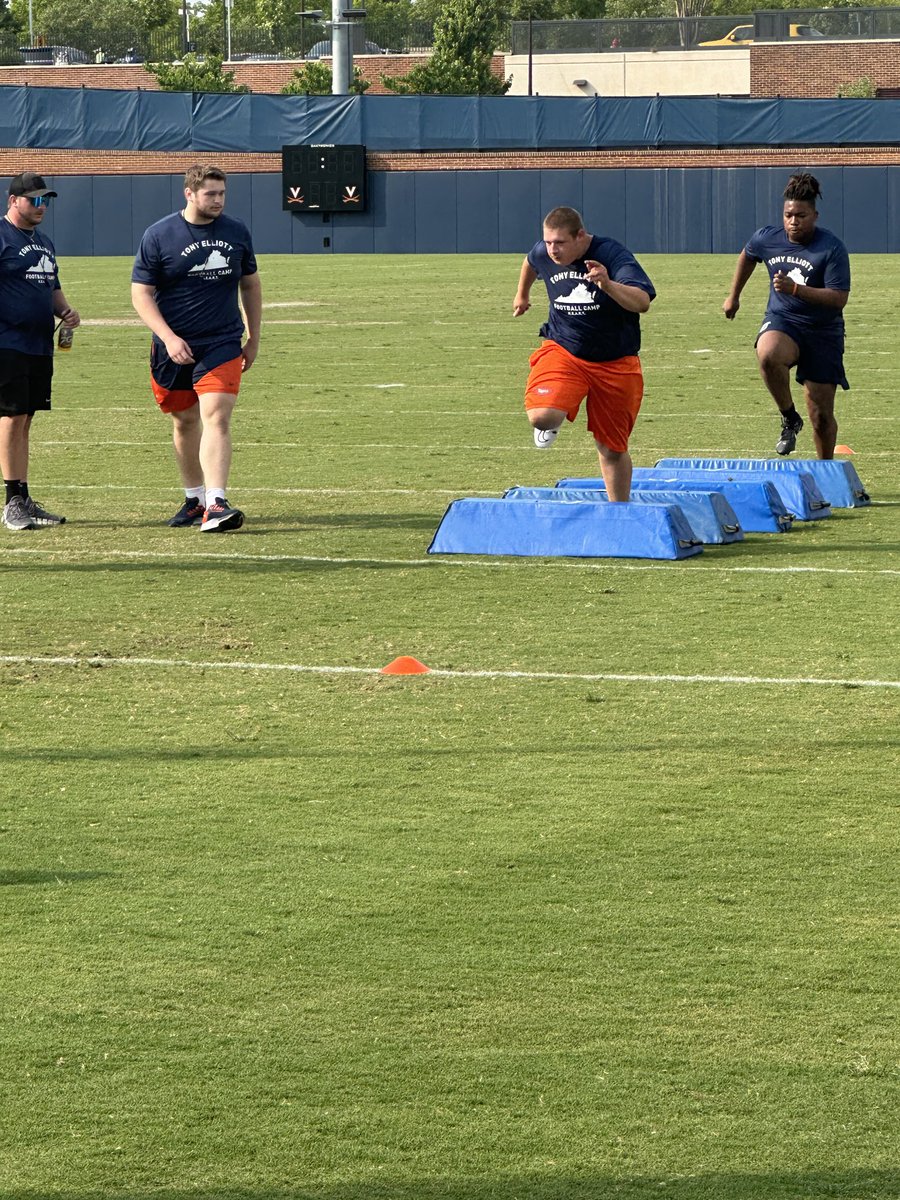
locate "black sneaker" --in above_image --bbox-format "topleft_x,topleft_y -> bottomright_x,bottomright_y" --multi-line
775,411 -> 804,456
200,498 -> 244,532
167,497 -> 205,527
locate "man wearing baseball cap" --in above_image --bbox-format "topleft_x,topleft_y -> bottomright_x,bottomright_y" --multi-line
0,171 -> 79,531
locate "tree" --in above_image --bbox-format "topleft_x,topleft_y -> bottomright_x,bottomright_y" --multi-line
383,0 -> 510,94
145,51 -> 250,91
0,0 -> 20,32
11,0 -> 180,40
281,62 -> 370,93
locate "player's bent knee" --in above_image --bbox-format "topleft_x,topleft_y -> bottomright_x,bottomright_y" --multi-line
528,406 -> 566,430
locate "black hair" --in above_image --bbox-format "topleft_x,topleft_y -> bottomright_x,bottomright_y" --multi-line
783,172 -> 822,205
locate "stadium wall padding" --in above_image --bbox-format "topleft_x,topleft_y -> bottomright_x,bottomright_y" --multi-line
31,166 -> 900,257
7,89 -> 900,153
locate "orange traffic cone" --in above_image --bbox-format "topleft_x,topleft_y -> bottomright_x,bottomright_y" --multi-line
380,655 -> 431,675
835,444 -> 855,455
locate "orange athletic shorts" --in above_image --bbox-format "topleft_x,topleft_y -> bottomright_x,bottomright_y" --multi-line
151,355 -> 244,415
524,341 -> 644,453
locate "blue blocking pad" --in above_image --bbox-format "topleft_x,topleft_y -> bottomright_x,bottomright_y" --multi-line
503,487 -> 743,545
654,458 -> 870,508
556,478 -> 794,533
627,467 -> 830,521
428,498 -> 703,560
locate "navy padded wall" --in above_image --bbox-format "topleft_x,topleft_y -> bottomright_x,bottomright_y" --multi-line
889,170 -> 900,253
498,171 -> 543,253
582,170 -> 627,245
291,210 -> 333,255
129,176 -> 178,257
373,173 -> 416,254
624,171 -> 666,253
335,202 -> 376,254
540,170 -> 584,225
711,168 -> 758,254
414,173 -> 459,252
29,165 -> 900,256
93,176 -> 133,256
250,174 -> 293,254
842,166 -> 887,252
811,166 -> 847,243
666,169 -> 712,253
456,173 -> 501,253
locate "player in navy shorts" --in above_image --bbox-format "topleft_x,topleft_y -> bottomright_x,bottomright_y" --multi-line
723,172 -> 850,459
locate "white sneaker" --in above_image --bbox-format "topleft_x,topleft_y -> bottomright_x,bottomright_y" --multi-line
533,427 -> 560,449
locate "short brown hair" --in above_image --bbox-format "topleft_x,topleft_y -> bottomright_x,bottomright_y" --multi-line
543,206 -> 584,237
184,164 -> 227,193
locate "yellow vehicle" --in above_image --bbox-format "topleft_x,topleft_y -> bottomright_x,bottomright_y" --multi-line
699,24 -> 754,46
699,23 -> 825,46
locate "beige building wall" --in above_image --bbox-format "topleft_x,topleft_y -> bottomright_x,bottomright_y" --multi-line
505,49 -> 751,97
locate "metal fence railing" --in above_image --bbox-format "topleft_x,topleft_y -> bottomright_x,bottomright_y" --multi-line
1,6 -> 897,69
509,7 -> 900,55
0,15 -> 439,66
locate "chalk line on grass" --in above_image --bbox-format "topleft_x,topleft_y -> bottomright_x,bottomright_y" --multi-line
1,546 -> 897,577
1,653 -> 897,690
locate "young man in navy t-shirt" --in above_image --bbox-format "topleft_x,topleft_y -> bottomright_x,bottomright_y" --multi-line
513,206 -> 655,501
724,172 -> 850,459
132,164 -> 262,532
0,171 -> 80,531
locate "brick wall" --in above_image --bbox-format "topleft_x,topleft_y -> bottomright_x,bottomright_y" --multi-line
3,146 -> 900,181
0,52 -> 504,95
751,40 -> 900,97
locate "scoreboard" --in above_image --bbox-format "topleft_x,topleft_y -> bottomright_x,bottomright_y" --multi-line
281,144 -> 367,213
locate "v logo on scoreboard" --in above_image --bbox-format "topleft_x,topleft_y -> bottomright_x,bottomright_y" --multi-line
342,186 -> 361,204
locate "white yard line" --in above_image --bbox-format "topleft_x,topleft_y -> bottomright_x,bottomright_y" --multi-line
1,653 -> 896,690
1,546 -> 897,577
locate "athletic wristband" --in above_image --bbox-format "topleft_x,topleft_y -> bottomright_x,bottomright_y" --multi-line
791,281 -> 799,296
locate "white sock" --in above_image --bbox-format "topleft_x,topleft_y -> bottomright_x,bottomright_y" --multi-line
186,486 -> 205,505
206,491 -> 225,508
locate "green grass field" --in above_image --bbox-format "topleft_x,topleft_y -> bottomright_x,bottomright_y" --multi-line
1,253 -> 897,1200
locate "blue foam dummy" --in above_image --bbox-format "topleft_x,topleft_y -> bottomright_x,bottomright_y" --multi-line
503,487 -> 743,545
556,477 -> 793,533
428,498 -> 703,559
654,457 -> 870,508
627,467 -> 829,521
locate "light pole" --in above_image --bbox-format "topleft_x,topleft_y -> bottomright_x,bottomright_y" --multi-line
331,3 -> 366,95
296,8 -> 323,59
225,0 -> 232,62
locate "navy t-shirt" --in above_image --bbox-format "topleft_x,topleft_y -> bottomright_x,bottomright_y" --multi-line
745,225 -> 850,331
131,211 -> 258,350
527,234 -> 655,362
0,219 -> 61,356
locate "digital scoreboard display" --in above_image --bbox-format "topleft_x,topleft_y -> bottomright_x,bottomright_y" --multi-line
282,144 -> 367,213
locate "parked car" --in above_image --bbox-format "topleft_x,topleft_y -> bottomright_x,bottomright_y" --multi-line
699,24 -> 753,46
789,24 -> 827,38
19,44 -> 91,65
699,23 -> 825,46
305,39 -> 385,58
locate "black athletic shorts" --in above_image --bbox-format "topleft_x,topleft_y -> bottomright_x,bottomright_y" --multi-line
0,349 -> 54,416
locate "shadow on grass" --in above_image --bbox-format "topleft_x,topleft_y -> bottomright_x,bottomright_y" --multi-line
0,868 -> 110,886
3,557 -> 437,575
4,1167 -> 898,1200
1,733 -> 894,765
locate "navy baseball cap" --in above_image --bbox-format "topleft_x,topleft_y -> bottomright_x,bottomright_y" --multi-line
8,171 -> 58,198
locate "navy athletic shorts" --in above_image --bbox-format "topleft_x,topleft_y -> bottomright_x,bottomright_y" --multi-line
755,315 -> 849,390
